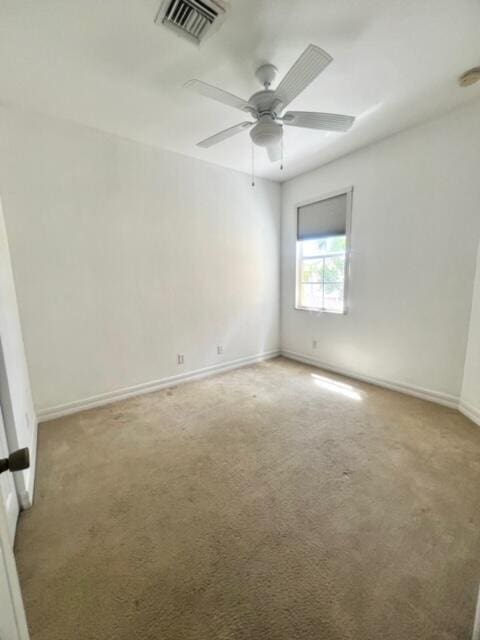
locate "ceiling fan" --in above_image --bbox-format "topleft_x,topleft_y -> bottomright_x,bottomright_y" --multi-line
185,44 -> 355,163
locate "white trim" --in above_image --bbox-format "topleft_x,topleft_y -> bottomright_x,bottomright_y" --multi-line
473,584 -> 480,640
18,415 -> 38,509
459,400 -> 480,426
37,350 -> 280,422
281,349 -> 459,408
36,348 -> 480,426
4,492 -> 16,544
0,493 -> 30,640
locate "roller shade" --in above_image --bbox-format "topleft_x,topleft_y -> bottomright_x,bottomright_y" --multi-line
297,193 -> 347,241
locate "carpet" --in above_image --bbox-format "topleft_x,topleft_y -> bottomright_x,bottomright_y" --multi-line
15,357 -> 480,639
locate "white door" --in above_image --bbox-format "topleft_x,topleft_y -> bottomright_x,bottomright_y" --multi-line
0,451 -> 29,639
0,406 -> 19,544
473,585 -> 480,640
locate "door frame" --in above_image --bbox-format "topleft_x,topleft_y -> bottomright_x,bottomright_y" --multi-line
0,472 -> 29,640
0,403 -> 19,542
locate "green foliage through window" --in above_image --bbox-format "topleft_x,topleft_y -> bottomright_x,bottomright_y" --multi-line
298,235 -> 346,312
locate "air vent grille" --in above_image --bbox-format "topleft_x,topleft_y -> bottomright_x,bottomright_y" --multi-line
155,0 -> 227,44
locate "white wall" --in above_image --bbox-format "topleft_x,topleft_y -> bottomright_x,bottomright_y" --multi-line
1,99 -> 479,425
281,100 -> 480,405
0,196 -> 36,512
0,107 -> 281,419
461,240 -> 480,425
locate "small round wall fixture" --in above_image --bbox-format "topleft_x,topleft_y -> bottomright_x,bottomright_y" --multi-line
458,67 -> 480,87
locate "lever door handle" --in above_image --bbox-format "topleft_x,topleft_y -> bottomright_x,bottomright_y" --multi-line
0,447 -> 30,475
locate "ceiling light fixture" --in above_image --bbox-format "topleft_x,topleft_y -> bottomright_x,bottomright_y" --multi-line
458,67 -> 480,87
184,44 -> 356,167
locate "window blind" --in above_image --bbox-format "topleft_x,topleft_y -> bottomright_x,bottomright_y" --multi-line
297,193 -> 347,241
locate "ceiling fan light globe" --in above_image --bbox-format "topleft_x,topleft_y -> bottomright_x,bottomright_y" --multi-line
250,118 -> 282,148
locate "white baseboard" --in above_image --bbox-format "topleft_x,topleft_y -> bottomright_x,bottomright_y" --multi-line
37,350 -> 280,422
281,349 -> 460,409
36,347 -> 480,427
459,400 -> 480,426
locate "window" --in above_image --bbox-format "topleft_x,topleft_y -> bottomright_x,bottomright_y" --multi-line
297,236 -> 346,313
295,189 -> 351,314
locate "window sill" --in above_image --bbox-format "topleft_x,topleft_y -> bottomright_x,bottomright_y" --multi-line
294,305 -> 346,315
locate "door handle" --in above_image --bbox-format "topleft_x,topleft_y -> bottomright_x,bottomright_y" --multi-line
0,447 -> 30,475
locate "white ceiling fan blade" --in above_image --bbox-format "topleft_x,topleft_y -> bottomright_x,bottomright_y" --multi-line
274,44 -> 332,110
197,122 -> 253,148
283,111 -> 355,132
185,80 -> 252,112
266,144 -> 281,162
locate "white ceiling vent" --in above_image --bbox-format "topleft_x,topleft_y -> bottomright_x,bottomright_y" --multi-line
155,0 -> 228,45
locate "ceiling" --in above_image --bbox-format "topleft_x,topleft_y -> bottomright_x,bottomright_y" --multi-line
1,0 -> 480,181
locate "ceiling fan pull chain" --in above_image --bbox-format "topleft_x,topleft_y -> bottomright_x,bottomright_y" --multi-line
280,135 -> 284,171
251,142 -> 255,187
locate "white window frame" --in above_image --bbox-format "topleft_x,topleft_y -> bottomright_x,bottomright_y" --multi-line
295,186 -> 353,315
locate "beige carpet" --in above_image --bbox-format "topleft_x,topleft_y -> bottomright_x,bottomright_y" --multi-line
15,357 -> 480,640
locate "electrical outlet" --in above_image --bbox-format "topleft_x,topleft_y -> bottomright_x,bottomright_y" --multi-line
177,354 -> 184,365
217,345 -> 223,355
312,340 -> 317,349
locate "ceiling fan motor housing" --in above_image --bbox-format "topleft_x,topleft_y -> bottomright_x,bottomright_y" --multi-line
250,115 -> 283,147
249,89 -> 278,115
248,89 -> 283,148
